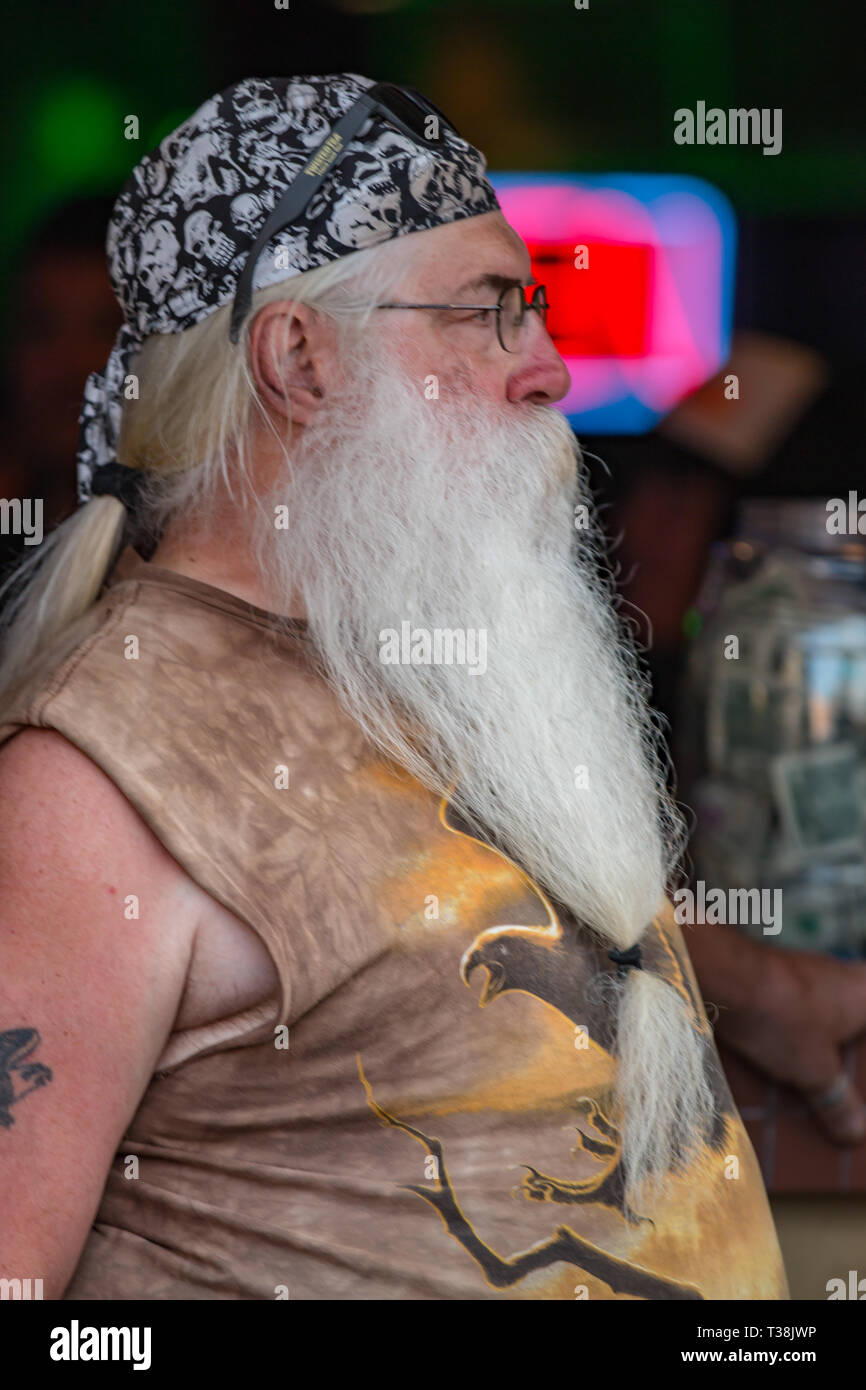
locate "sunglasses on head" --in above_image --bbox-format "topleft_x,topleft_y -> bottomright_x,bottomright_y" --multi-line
229,82 -> 461,344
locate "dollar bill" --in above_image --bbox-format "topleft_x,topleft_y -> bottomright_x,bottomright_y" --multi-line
770,742 -> 863,859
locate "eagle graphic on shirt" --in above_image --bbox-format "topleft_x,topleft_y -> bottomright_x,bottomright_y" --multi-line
357,794 -> 746,1301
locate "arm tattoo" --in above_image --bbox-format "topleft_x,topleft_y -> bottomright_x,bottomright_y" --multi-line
0,1029 -> 53,1128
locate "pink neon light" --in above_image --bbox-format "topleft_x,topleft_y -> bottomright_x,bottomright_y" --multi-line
495,182 -> 726,420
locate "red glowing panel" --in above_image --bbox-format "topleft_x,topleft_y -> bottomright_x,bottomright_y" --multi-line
491,174 -> 736,432
529,239 -> 653,358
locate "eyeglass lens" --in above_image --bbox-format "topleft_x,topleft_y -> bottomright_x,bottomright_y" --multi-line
499,285 -> 548,351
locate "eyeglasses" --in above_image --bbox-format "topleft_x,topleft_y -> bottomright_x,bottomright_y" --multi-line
229,82 -> 461,344
376,282 -> 550,353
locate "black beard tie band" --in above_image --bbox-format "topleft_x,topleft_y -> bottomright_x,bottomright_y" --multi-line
608,944 -> 644,978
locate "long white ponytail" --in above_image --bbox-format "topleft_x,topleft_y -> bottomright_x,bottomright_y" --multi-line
0,235 -> 411,720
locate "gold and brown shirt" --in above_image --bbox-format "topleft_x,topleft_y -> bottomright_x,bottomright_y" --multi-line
0,549 -> 789,1300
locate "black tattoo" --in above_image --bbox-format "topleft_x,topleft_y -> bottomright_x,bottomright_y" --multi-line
0,1029 -> 53,1128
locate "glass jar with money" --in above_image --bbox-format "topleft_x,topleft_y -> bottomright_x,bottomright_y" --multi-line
678,497 -> 866,957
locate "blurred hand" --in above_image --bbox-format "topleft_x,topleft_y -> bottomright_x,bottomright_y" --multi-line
714,948 -> 866,1144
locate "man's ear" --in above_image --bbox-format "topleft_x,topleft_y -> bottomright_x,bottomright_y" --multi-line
248,300 -> 329,426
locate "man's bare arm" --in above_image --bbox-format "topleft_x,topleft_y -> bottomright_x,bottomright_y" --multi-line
0,729 -> 201,1296
684,917 -> 866,1143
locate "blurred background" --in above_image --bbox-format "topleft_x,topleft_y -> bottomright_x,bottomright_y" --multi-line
2,0 -> 864,1296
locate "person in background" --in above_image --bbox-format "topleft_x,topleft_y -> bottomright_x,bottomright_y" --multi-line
584,334 -> 866,1149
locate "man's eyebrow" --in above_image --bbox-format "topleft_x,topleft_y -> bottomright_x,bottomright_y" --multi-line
452,272 -> 536,297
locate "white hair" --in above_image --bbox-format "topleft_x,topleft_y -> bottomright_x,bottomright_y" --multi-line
0,231 -> 714,1213
0,235 -> 414,716
250,336 -> 714,1211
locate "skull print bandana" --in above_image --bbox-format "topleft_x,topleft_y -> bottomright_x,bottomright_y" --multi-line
76,72 -> 500,503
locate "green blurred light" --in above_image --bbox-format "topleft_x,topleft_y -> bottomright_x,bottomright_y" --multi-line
34,78 -> 123,186
682,608 -> 703,640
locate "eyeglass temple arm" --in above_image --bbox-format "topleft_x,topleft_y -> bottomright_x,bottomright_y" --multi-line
229,86 -> 425,343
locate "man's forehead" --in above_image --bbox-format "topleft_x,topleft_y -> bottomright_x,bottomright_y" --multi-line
401,212 -> 532,293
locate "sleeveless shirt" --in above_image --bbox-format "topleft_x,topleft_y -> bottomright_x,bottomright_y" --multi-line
0,548 -> 789,1300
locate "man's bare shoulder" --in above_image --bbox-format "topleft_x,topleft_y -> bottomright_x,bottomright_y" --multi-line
0,727 -> 199,974
0,727 -> 193,892
0,728 -> 278,1029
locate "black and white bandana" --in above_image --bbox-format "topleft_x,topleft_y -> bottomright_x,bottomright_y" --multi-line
76,72 -> 500,503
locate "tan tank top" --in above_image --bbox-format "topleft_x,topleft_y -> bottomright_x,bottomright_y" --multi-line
0,548 -> 789,1300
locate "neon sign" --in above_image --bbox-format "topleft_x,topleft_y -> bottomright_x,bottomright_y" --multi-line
490,173 -> 736,433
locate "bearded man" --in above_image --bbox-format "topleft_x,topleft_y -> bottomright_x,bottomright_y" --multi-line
0,75 -> 788,1300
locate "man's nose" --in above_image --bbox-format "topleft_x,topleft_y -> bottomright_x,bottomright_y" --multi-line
506,321 -> 571,405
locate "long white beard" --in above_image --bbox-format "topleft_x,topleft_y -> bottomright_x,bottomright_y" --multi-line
255,341 -> 715,1207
